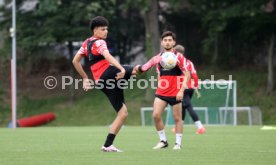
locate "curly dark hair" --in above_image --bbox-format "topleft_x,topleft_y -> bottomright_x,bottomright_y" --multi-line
90,16 -> 109,31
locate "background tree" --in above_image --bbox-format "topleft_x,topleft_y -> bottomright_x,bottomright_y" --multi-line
0,0 -> 143,102
119,0 -> 161,103
190,0 -> 275,93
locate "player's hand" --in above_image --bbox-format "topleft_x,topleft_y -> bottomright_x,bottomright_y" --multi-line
83,78 -> 92,91
115,69 -> 126,80
176,91 -> 184,101
197,92 -> 201,99
131,65 -> 138,75
195,89 -> 201,99
132,65 -> 141,75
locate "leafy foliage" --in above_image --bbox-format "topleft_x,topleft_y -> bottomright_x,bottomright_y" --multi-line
190,0 -> 276,64
0,0 -> 145,63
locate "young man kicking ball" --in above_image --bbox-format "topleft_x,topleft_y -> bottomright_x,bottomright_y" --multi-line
135,31 -> 190,150
73,16 -> 136,152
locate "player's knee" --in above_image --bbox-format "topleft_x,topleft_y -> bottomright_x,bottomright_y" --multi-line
118,104 -> 128,119
173,116 -> 182,123
152,112 -> 161,121
118,105 -> 128,118
183,103 -> 191,110
118,110 -> 128,120
121,111 -> 128,119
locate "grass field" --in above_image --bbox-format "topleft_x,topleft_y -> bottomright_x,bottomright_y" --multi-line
0,126 -> 275,165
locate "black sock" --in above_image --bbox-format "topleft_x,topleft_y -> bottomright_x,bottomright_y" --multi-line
104,133 -> 116,147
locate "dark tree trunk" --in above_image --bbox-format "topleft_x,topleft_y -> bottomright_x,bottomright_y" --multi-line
212,33 -> 219,65
68,41 -> 75,103
144,0 -> 160,102
267,33 -> 275,95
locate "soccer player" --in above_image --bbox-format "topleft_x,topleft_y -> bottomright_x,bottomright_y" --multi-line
72,16 -> 136,152
173,44 -> 206,134
135,31 -> 190,150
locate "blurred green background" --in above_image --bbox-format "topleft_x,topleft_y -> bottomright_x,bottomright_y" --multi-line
0,0 -> 275,126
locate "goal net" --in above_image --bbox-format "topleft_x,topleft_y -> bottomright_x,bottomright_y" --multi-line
140,80 -> 239,126
189,80 -> 237,125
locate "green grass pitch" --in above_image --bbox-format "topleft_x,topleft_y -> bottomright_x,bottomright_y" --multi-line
0,126 -> 275,165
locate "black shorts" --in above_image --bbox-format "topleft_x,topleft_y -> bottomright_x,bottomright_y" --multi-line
155,94 -> 181,106
98,65 -> 133,112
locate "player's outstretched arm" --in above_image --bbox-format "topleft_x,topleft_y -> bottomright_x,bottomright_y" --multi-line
136,55 -> 160,74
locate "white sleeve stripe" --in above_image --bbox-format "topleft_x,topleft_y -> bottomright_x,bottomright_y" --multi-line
99,47 -> 108,54
77,47 -> 85,55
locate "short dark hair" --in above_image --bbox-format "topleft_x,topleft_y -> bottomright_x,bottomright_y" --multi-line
90,16 -> 109,31
161,31 -> 176,40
